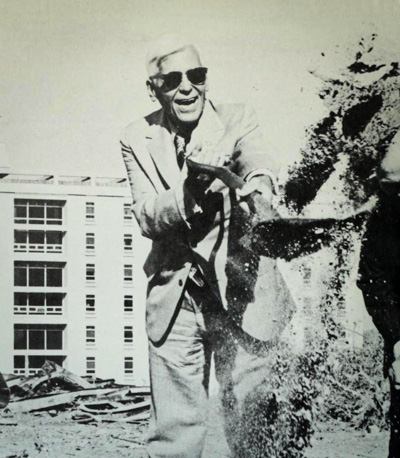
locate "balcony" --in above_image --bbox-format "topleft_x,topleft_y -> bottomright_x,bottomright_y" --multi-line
14,292 -> 65,317
14,368 -> 26,376
13,354 -> 66,376
14,304 -> 63,316
14,243 -> 62,254
14,230 -> 64,255
95,177 -> 127,187
58,175 -> 91,186
3,174 -> 55,185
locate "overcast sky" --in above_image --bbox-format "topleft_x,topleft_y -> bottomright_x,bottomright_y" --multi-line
1,0 -> 399,177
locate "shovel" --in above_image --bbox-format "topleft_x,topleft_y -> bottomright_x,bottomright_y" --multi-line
186,159 -> 370,260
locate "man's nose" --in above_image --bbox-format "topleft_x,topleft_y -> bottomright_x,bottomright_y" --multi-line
178,74 -> 193,93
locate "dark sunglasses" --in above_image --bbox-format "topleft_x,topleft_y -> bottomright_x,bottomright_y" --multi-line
151,67 -> 208,92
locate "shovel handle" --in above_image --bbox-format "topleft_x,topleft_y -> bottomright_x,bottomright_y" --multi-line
186,159 -> 246,190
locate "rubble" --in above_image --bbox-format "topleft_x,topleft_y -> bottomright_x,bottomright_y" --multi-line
17,361 -> 92,393
3,362 -> 150,424
78,397 -> 150,415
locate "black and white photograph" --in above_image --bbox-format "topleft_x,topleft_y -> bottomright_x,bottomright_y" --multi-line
1,1 -> 400,457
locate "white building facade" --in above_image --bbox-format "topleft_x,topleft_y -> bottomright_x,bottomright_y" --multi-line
0,171 -> 149,386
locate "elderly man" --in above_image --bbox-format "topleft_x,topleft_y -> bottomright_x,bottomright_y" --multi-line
121,36 -> 284,457
357,133 -> 400,458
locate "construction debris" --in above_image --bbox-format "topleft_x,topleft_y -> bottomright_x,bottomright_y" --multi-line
78,398 -> 150,415
5,362 -> 150,425
10,361 -> 93,397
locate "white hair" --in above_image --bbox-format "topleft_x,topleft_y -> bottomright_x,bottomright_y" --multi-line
146,34 -> 201,77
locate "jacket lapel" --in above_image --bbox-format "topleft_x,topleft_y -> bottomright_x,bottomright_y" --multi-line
187,101 -> 225,157
146,101 -> 226,190
146,112 -> 180,190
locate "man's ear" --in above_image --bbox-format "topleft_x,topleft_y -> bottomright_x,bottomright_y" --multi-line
146,80 -> 158,102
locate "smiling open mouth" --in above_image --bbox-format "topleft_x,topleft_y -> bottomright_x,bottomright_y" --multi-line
175,97 -> 198,106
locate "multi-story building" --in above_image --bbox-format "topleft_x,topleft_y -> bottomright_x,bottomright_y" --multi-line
0,170 -> 149,385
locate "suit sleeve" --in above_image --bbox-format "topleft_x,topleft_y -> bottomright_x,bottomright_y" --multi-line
232,105 -> 278,181
121,138 -> 201,241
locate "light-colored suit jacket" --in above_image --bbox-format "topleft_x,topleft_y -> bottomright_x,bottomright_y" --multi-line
121,100 -> 277,343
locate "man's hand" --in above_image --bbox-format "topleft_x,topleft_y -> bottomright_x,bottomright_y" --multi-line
237,176 -> 273,203
188,141 -> 229,168
389,359 -> 400,390
236,176 -> 278,219
185,141 -> 229,197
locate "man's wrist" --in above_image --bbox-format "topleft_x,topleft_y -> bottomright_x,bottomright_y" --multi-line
245,168 -> 278,194
247,174 -> 273,192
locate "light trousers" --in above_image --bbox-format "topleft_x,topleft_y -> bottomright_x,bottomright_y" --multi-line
146,278 -> 280,458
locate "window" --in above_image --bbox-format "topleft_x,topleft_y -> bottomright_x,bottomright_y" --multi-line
13,355 -> 25,375
47,328 -> 63,349
46,203 -> 63,225
14,292 -> 64,315
86,233 -> 95,251
47,231 -> 63,247
14,230 -> 28,247
29,231 -> 45,245
124,295 -> 133,313
15,263 -> 27,286
29,356 -> 47,371
86,264 -> 95,282
124,265 -> 133,282
86,357 -> 95,375
124,234 -> 133,252
14,199 -> 64,225
86,202 -> 95,220
124,326 -> 133,344
86,295 -> 95,313
14,327 -> 27,350
86,326 -> 95,344
124,203 -> 133,221
124,357 -> 133,375
14,262 -> 64,287
14,325 -> 64,350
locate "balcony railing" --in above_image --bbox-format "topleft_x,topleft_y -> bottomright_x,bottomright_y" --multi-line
13,369 -> 26,375
95,177 -> 127,187
14,217 -> 63,225
28,369 -> 40,375
4,176 -> 54,185
14,305 -> 63,315
14,243 -> 62,253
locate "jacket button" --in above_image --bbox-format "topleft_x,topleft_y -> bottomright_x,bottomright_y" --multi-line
179,279 -> 183,287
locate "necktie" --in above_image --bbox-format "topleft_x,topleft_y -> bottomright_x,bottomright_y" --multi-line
174,134 -> 187,170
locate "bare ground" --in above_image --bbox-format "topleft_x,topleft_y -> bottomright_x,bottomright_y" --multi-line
0,408 -> 388,458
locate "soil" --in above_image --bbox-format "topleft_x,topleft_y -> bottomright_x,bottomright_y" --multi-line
305,424 -> 388,458
0,408 -> 388,458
